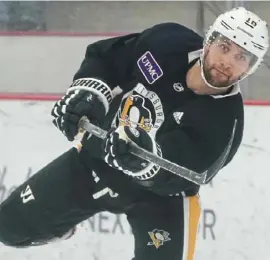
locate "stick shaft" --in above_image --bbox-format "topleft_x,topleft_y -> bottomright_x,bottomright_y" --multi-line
78,119 -> 208,185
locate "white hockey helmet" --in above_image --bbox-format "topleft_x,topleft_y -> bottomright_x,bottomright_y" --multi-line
201,7 -> 269,89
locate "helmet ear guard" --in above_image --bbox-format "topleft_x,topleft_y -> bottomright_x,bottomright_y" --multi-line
201,7 -> 269,89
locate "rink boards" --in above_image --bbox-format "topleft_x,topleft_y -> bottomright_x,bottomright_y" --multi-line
0,100 -> 269,260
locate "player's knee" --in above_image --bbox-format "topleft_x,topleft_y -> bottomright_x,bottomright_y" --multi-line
0,201 -> 31,247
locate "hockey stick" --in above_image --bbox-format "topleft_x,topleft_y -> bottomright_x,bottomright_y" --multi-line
78,118 -> 237,185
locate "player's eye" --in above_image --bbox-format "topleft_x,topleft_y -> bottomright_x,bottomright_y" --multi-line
235,53 -> 247,62
219,43 -> 230,53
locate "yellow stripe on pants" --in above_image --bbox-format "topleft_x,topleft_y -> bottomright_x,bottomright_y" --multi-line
184,195 -> 201,260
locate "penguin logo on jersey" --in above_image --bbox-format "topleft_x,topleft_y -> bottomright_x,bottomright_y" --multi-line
147,229 -> 171,249
119,95 -> 153,132
114,83 -> 165,138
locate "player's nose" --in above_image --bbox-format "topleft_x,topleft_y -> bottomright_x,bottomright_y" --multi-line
219,59 -> 233,75
221,53 -> 235,69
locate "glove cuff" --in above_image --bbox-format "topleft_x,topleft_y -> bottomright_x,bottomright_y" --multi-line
68,78 -> 113,114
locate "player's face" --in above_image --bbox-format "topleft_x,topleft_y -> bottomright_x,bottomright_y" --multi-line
203,35 -> 255,88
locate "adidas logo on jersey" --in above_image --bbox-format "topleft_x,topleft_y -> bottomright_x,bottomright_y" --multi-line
173,112 -> 184,124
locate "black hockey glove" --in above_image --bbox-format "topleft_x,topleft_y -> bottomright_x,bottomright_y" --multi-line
51,78 -> 113,141
102,126 -> 160,177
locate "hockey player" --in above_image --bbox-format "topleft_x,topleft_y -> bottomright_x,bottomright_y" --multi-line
0,7 -> 268,260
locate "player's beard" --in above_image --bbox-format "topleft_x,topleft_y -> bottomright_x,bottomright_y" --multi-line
203,66 -> 235,88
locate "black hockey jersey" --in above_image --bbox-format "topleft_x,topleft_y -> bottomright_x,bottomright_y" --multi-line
74,23 -> 244,198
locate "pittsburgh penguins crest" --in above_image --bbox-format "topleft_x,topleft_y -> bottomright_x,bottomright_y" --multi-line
147,229 -> 171,249
112,83 -> 165,138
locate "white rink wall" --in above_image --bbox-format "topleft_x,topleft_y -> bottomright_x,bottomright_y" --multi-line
0,100 -> 270,260
0,35 -> 112,93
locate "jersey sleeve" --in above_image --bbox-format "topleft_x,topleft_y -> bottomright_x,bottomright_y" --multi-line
73,34 -> 139,86
130,23 -> 203,87
70,34 -> 139,111
139,97 -> 243,196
